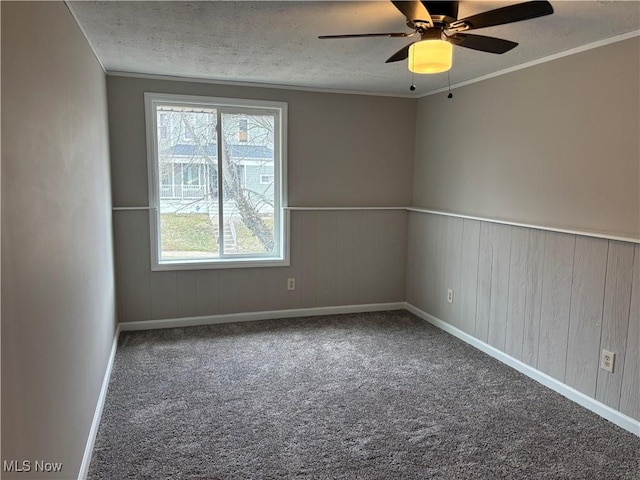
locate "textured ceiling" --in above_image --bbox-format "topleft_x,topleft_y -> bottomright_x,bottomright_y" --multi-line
69,1 -> 640,96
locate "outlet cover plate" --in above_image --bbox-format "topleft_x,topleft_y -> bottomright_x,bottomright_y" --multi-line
600,349 -> 615,373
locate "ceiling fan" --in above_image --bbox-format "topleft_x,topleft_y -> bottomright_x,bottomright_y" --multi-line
319,1 -> 554,74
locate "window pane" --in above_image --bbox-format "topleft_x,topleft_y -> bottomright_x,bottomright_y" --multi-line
147,93 -> 286,269
221,113 -> 276,255
156,106 -> 219,261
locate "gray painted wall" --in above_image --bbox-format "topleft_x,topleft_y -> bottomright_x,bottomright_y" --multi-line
413,37 -> 640,240
408,38 -> 640,422
1,2 -> 116,478
107,77 -> 415,322
116,209 -> 407,322
108,76 -> 416,208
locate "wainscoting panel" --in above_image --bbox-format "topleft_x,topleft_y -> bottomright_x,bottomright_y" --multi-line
176,271 -> 198,318
150,271 -> 179,320
406,212 -> 429,312
596,241 -> 635,408
504,226 -> 529,361
195,270 -> 219,316
442,217 -> 463,328
315,212 -> 340,307
113,210 -> 152,323
522,229 -> 545,367
475,221 -> 495,343
458,219 -> 481,336
487,224 -> 512,352
565,237 -> 609,396
406,211 -> 639,422
113,209 -> 408,324
433,214 -> 448,321
620,244 -> 640,419
298,210 -> 319,308
424,213 -> 443,318
537,231 -> 575,381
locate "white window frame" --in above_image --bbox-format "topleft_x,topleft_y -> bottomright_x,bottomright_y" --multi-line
145,92 -> 289,271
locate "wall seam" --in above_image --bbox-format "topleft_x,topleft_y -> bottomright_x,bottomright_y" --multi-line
534,233 -> 548,371
562,236 -> 578,384
618,244 -> 637,411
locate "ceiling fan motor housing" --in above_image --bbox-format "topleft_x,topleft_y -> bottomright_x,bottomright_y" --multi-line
420,28 -> 445,41
424,2 -> 459,28
423,1 -> 459,22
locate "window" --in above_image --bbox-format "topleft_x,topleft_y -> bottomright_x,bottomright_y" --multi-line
159,113 -> 168,139
260,174 -> 274,185
145,93 -> 288,270
182,113 -> 196,141
238,119 -> 248,142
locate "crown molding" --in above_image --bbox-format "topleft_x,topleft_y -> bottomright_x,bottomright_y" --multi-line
419,29 -> 640,97
64,1 -> 107,74
106,71 -> 416,99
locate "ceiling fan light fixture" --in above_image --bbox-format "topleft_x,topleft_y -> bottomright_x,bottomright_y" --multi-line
408,39 -> 452,74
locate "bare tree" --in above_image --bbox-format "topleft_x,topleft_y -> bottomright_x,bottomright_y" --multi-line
175,111 -> 275,252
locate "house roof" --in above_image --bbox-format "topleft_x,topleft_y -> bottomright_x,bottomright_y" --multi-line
165,144 -> 273,160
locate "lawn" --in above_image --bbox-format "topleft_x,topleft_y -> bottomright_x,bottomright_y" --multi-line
160,213 -> 274,255
161,213 -> 218,253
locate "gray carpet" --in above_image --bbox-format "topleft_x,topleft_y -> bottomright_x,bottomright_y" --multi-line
89,311 -> 640,479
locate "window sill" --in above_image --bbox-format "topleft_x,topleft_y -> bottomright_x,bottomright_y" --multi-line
151,256 -> 290,271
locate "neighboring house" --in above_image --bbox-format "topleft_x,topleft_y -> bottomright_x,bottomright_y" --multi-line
157,111 -> 275,215
158,143 -> 275,214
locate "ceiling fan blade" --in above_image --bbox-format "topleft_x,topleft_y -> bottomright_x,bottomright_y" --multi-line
391,1 -> 433,25
385,43 -> 413,63
319,32 -> 414,39
449,33 -> 518,54
451,1 -> 553,31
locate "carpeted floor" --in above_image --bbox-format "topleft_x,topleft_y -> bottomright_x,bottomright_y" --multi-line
89,311 -> 640,479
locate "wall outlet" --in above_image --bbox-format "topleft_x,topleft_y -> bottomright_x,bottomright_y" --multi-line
287,278 -> 296,291
600,349 -> 615,373
447,289 -> 454,304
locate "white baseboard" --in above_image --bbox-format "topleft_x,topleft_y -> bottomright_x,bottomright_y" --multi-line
404,302 -> 640,437
78,323 -> 121,480
119,302 -> 406,331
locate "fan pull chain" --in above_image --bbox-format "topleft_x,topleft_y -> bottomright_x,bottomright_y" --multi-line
410,72 -> 416,92
447,72 -> 453,99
